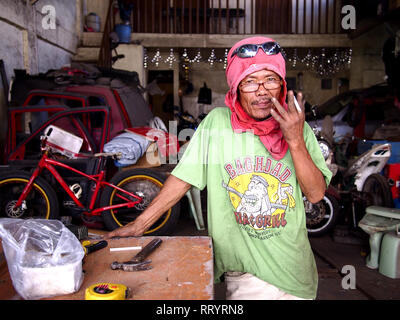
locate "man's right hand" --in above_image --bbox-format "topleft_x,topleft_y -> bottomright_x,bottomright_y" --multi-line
102,220 -> 146,239
102,174 -> 192,240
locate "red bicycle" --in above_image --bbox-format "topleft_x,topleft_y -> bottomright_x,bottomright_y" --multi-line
0,132 -> 180,235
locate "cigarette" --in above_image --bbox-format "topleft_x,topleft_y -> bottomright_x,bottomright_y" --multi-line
293,95 -> 301,113
110,246 -> 142,252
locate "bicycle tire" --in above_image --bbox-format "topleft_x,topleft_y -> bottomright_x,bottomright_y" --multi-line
0,171 -> 59,220
100,168 -> 180,235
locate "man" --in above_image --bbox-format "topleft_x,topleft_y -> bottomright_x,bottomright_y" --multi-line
104,36 -> 332,300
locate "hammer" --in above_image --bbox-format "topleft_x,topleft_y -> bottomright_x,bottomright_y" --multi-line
110,238 -> 163,272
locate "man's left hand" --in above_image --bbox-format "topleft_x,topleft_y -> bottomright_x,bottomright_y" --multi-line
270,90 -> 305,147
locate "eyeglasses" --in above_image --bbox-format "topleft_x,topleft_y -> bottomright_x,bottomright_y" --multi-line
231,41 -> 282,58
239,77 -> 282,93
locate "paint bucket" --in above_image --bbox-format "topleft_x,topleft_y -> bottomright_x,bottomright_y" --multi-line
115,23 -> 131,43
86,12 -> 101,32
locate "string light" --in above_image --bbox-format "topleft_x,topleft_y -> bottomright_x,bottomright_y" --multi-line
143,48 -> 149,69
143,47 -> 352,77
181,48 -> 190,81
151,48 -> 162,67
164,48 -> 177,69
189,48 -> 202,63
207,49 -> 217,67
223,49 -> 228,70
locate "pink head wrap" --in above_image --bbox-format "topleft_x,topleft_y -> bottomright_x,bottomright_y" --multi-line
225,36 -> 288,160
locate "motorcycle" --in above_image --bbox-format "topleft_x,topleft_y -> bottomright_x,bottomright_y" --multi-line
305,108 -> 393,236
305,111 -> 341,236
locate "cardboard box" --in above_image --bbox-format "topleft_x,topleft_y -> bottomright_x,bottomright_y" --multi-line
122,142 -> 161,170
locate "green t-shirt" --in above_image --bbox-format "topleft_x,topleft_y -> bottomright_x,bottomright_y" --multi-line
171,107 -> 332,299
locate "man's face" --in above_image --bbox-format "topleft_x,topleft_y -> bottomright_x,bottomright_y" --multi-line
238,69 -> 282,121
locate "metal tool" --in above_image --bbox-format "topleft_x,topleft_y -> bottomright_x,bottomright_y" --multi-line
82,240 -> 108,255
110,238 -> 163,272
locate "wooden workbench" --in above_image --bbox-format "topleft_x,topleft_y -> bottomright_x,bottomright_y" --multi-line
0,236 -> 214,300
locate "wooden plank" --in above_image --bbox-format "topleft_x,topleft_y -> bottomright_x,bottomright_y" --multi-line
0,236 -> 213,300
166,0 -> 170,33
210,0 -> 214,33
319,0 -> 322,33
236,0 -> 239,34
205,0 -> 208,34
152,0 -> 155,33
296,0 -> 299,34
143,0 -> 147,33
80,32 -> 352,49
303,0 -> 307,34
181,0 -> 185,33
189,0 -> 193,33
159,0 -> 162,33
226,0 -> 230,34
311,0 -> 314,34
218,0 -> 222,34
326,0 -> 329,34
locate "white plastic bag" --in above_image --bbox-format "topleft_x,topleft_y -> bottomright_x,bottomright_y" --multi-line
0,218 -> 85,300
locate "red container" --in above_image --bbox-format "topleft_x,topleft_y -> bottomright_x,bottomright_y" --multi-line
385,163 -> 400,208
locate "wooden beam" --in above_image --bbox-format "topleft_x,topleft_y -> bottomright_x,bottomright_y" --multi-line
82,32 -> 352,49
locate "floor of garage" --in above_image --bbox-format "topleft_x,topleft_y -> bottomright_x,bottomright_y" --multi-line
175,214 -> 400,300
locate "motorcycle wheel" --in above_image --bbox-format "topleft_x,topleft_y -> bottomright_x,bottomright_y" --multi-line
100,168 -> 180,235
362,173 -> 393,207
0,171 -> 59,220
305,193 -> 340,237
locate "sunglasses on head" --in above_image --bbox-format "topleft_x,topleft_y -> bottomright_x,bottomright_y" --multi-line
231,41 -> 282,59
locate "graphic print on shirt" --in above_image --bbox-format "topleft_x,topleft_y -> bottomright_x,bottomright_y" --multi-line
223,156 -> 295,240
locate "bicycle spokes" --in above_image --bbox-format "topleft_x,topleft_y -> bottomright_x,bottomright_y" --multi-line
0,179 -> 51,219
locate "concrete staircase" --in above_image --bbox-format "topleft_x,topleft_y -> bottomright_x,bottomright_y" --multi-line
72,32 -> 103,63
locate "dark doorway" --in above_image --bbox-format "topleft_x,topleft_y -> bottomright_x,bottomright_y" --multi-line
147,70 -> 174,126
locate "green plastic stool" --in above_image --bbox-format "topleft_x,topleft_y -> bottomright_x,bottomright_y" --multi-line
358,206 -> 400,269
379,229 -> 400,279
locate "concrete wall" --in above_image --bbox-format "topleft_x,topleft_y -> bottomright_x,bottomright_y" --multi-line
0,0 -> 81,152
349,24 -> 390,90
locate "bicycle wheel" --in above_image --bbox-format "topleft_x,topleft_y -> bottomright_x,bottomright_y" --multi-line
100,168 -> 180,235
362,173 -> 393,207
0,171 -> 59,220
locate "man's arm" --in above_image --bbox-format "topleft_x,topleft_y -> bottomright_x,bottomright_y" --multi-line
271,91 -> 326,203
103,174 -> 192,239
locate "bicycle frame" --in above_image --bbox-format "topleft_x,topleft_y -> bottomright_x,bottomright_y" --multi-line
14,151 -> 143,216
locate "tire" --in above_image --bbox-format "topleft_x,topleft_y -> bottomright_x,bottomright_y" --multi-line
362,173 -> 393,208
305,193 -> 340,237
0,171 -> 59,220
100,168 -> 180,235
